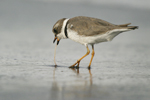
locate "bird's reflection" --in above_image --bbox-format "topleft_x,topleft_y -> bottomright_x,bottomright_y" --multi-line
50,66 -> 93,100
52,66 -> 93,86
53,66 -> 57,79
89,68 -> 93,85
69,67 -> 93,86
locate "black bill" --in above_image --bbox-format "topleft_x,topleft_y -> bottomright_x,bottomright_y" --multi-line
53,37 -> 60,45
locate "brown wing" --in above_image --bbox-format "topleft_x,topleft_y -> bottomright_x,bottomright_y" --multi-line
68,16 -> 117,36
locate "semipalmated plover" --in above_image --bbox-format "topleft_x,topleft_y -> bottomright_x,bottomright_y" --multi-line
52,16 -> 138,69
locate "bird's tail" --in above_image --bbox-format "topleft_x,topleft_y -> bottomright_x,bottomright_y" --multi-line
118,23 -> 138,30
127,26 -> 138,30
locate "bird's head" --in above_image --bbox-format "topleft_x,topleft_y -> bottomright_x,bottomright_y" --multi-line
52,18 -> 69,45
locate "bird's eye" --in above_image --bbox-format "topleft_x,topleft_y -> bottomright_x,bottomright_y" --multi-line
53,29 -> 57,33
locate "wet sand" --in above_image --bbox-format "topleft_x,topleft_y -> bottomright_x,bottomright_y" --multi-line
0,1 -> 150,100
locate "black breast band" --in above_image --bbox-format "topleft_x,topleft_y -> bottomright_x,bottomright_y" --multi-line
64,21 -> 68,38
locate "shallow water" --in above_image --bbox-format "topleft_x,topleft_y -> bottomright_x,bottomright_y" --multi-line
0,0 -> 150,100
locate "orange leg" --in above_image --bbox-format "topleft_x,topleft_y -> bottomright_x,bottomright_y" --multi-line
88,45 -> 95,69
69,46 -> 90,68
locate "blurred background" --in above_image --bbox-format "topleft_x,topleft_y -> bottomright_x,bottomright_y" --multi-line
0,0 -> 150,100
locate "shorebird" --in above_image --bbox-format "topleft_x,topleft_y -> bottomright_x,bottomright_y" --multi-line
52,16 -> 138,69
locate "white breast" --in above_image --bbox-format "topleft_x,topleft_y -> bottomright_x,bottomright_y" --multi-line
67,28 -> 130,45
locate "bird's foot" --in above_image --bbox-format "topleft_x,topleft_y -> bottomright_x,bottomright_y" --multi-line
69,65 -> 75,68
87,65 -> 91,69
69,60 -> 80,68
69,65 -> 80,69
